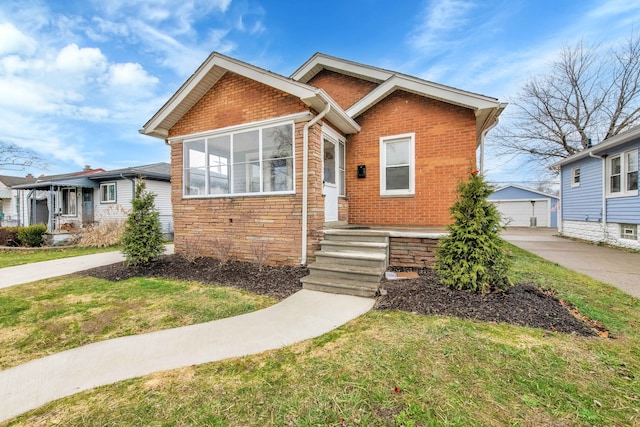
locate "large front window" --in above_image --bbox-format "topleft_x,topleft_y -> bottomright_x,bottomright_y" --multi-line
380,133 -> 415,196
183,122 -> 294,197
607,149 -> 638,197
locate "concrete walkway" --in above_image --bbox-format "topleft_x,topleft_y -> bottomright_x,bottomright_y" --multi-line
0,245 -> 174,289
0,249 -> 374,423
503,228 -> 640,299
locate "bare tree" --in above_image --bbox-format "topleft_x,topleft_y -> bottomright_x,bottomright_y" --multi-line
0,141 -> 46,172
492,34 -> 640,169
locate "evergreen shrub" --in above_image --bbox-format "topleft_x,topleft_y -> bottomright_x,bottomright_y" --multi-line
435,171 -> 512,293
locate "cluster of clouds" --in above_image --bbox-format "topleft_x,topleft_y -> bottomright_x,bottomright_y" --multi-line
0,0 -> 249,173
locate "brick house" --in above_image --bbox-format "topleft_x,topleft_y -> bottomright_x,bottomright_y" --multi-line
141,53 -> 505,295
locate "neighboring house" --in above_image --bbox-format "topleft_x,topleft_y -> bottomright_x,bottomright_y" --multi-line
553,126 -> 640,250
488,185 -> 558,228
140,52 -> 505,273
13,163 -> 173,238
0,174 -> 36,227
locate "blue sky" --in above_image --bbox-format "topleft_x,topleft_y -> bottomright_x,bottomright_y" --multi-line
1,0 -> 640,187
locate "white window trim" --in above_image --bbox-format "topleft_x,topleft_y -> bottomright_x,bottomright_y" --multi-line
322,124 -> 347,197
380,132 -> 415,197
571,167 -> 580,188
606,149 -> 639,198
100,182 -> 117,204
182,120 -> 296,198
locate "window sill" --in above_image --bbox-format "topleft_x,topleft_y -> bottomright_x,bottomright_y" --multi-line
606,190 -> 638,199
380,193 -> 415,198
183,191 -> 296,199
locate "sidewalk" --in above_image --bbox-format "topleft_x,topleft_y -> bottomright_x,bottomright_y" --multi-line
0,247 -> 374,422
503,228 -> 640,299
0,245 -> 174,289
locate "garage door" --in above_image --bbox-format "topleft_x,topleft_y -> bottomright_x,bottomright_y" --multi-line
492,200 -> 549,227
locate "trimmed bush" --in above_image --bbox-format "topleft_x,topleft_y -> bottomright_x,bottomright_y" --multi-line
17,224 -> 48,247
121,180 -> 165,266
435,171 -> 512,293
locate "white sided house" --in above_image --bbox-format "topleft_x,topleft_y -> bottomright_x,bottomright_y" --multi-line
0,175 -> 35,227
553,126 -> 640,250
12,163 -> 173,239
487,185 -> 558,228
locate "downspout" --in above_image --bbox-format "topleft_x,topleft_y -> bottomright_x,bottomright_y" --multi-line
478,112 -> 501,176
301,103 -> 331,266
589,151 -> 607,237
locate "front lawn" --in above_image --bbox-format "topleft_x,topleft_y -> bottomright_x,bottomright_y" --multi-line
3,246 -> 639,426
0,276 -> 275,369
0,246 -> 121,268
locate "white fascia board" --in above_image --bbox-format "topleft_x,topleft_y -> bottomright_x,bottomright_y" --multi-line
346,75 -> 500,118
301,89 -> 361,134
141,53 -> 319,138
291,53 -> 392,83
552,125 -> 640,168
141,52 -> 222,137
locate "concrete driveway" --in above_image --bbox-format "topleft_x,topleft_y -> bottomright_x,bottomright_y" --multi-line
503,227 -> 640,299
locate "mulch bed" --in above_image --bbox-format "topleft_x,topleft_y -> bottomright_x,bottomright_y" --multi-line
81,254 -> 606,337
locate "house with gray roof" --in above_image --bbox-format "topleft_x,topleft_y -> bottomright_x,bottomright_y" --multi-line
13,163 -> 172,238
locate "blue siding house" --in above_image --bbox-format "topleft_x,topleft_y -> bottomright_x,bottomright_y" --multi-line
554,126 -> 640,249
488,185 -> 558,228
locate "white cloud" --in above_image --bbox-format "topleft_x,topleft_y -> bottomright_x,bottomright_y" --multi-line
0,22 -> 37,55
409,0 -> 476,52
55,43 -> 107,74
107,62 -> 159,87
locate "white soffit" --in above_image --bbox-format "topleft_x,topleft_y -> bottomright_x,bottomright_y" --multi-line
291,53 -> 392,84
141,53 -> 359,138
347,75 -> 501,118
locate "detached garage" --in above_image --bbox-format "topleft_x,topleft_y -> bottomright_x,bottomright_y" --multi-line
488,185 -> 559,228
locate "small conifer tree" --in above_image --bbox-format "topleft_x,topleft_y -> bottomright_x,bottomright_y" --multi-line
122,179 -> 165,266
435,171 -> 512,293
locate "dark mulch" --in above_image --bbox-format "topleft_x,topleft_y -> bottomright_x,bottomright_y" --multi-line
81,255 -> 605,337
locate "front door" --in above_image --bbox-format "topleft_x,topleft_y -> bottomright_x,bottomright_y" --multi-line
82,188 -> 94,225
323,137 -> 338,222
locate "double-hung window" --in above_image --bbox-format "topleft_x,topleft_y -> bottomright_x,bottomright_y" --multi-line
380,133 -> 415,196
183,121 -> 294,197
607,149 -> 638,197
100,183 -> 116,203
571,167 -> 580,187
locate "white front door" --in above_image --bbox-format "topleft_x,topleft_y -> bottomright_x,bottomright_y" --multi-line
323,137 -> 338,222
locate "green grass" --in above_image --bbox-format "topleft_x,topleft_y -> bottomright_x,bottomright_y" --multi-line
3,246 -> 640,426
0,276 -> 275,369
0,246 -> 122,268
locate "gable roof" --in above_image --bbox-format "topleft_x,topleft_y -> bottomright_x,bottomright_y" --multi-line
87,162 -> 170,182
490,184 -> 558,200
12,164 -> 170,190
291,53 -> 506,141
140,53 -> 361,139
552,125 -> 640,168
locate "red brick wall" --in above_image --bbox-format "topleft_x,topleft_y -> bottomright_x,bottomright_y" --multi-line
170,72 -> 307,136
168,72 -> 325,265
346,90 -> 477,226
308,69 -> 378,110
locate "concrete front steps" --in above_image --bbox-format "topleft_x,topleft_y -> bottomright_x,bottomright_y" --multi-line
301,229 -> 389,297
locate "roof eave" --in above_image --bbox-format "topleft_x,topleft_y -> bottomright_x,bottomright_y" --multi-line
141,52 -> 321,139
552,125 -> 640,168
